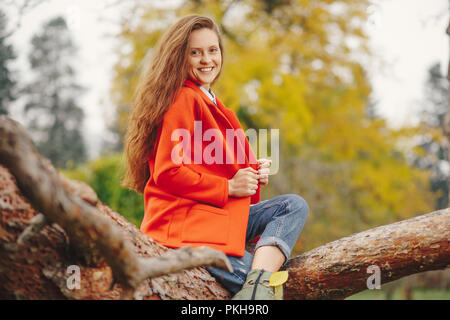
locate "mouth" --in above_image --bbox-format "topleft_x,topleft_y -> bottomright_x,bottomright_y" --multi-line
198,67 -> 214,73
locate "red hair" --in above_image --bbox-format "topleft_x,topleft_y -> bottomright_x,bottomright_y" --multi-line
122,15 -> 224,193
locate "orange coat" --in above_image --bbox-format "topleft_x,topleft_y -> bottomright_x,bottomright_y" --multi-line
140,79 -> 261,257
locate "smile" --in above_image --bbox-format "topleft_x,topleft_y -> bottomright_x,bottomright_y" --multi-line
198,67 -> 213,72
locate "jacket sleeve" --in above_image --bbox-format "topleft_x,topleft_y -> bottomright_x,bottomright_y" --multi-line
152,91 -> 229,208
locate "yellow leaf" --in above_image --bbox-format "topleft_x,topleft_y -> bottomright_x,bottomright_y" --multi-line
269,271 -> 289,287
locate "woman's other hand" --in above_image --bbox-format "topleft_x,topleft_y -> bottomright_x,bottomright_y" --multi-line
257,159 -> 271,187
228,167 -> 259,197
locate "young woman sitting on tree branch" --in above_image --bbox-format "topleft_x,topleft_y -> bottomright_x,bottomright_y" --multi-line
122,14 -> 309,300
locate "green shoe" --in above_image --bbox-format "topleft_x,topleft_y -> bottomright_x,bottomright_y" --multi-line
232,269 -> 275,300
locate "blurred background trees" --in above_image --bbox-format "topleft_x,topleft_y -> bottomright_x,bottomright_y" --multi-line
106,0 -> 437,252
0,9 -> 17,115
1,0 -> 444,257
1,0 -> 448,299
413,62 -> 449,210
22,16 -> 87,168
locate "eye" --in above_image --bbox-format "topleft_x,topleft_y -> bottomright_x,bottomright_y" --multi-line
191,49 -> 200,55
210,47 -> 219,53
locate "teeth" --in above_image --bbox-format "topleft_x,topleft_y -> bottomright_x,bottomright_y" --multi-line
199,67 -> 213,72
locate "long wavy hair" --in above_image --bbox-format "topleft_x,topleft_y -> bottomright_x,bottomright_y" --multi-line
122,15 -> 224,194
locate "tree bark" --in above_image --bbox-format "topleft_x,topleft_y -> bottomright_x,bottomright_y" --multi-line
0,116 -> 231,300
0,162 -> 231,300
0,116 -> 449,299
282,208 -> 449,299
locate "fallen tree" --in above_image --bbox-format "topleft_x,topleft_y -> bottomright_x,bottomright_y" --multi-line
0,116 -> 449,299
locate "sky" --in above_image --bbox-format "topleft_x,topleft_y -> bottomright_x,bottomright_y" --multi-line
3,0 -> 449,159
366,0 -> 448,127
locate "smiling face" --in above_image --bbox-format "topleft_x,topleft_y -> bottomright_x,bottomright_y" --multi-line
187,28 -> 222,90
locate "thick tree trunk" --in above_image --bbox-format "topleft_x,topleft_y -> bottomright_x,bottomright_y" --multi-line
0,164 -> 231,300
282,208 -> 449,299
0,116 -> 449,299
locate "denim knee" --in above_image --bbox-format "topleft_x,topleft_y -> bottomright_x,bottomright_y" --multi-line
285,193 -> 309,220
279,193 -> 309,262
253,194 -> 309,265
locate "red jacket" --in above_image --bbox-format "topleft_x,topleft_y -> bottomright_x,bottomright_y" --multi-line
140,79 -> 261,257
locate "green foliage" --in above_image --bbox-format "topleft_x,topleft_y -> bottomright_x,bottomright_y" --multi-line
62,154 -> 144,227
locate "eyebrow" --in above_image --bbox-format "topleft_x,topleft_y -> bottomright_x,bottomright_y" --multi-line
189,45 -> 219,50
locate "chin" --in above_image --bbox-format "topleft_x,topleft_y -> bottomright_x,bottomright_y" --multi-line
201,79 -> 214,86
192,73 -> 217,86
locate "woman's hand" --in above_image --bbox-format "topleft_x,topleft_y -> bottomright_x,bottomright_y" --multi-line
228,167 -> 259,197
257,158 -> 271,187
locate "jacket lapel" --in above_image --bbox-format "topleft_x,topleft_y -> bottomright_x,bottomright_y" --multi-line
183,79 -> 235,130
182,79 -> 257,167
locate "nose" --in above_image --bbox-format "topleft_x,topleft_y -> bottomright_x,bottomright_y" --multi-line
200,53 -> 212,64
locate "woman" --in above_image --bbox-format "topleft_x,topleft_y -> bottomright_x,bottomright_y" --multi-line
122,14 -> 309,300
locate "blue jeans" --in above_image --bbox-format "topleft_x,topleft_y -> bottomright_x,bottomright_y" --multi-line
206,194 -> 309,295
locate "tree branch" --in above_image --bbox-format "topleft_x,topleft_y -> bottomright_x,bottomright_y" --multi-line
0,114 -> 449,300
1,0 -> 48,40
138,246 -> 232,280
16,212 -> 47,244
283,208 -> 450,299
0,116 -> 232,294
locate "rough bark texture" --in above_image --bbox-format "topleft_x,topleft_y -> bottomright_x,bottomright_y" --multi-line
282,208 -> 449,299
0,164 -> 231,300
0,116 -> 449,299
